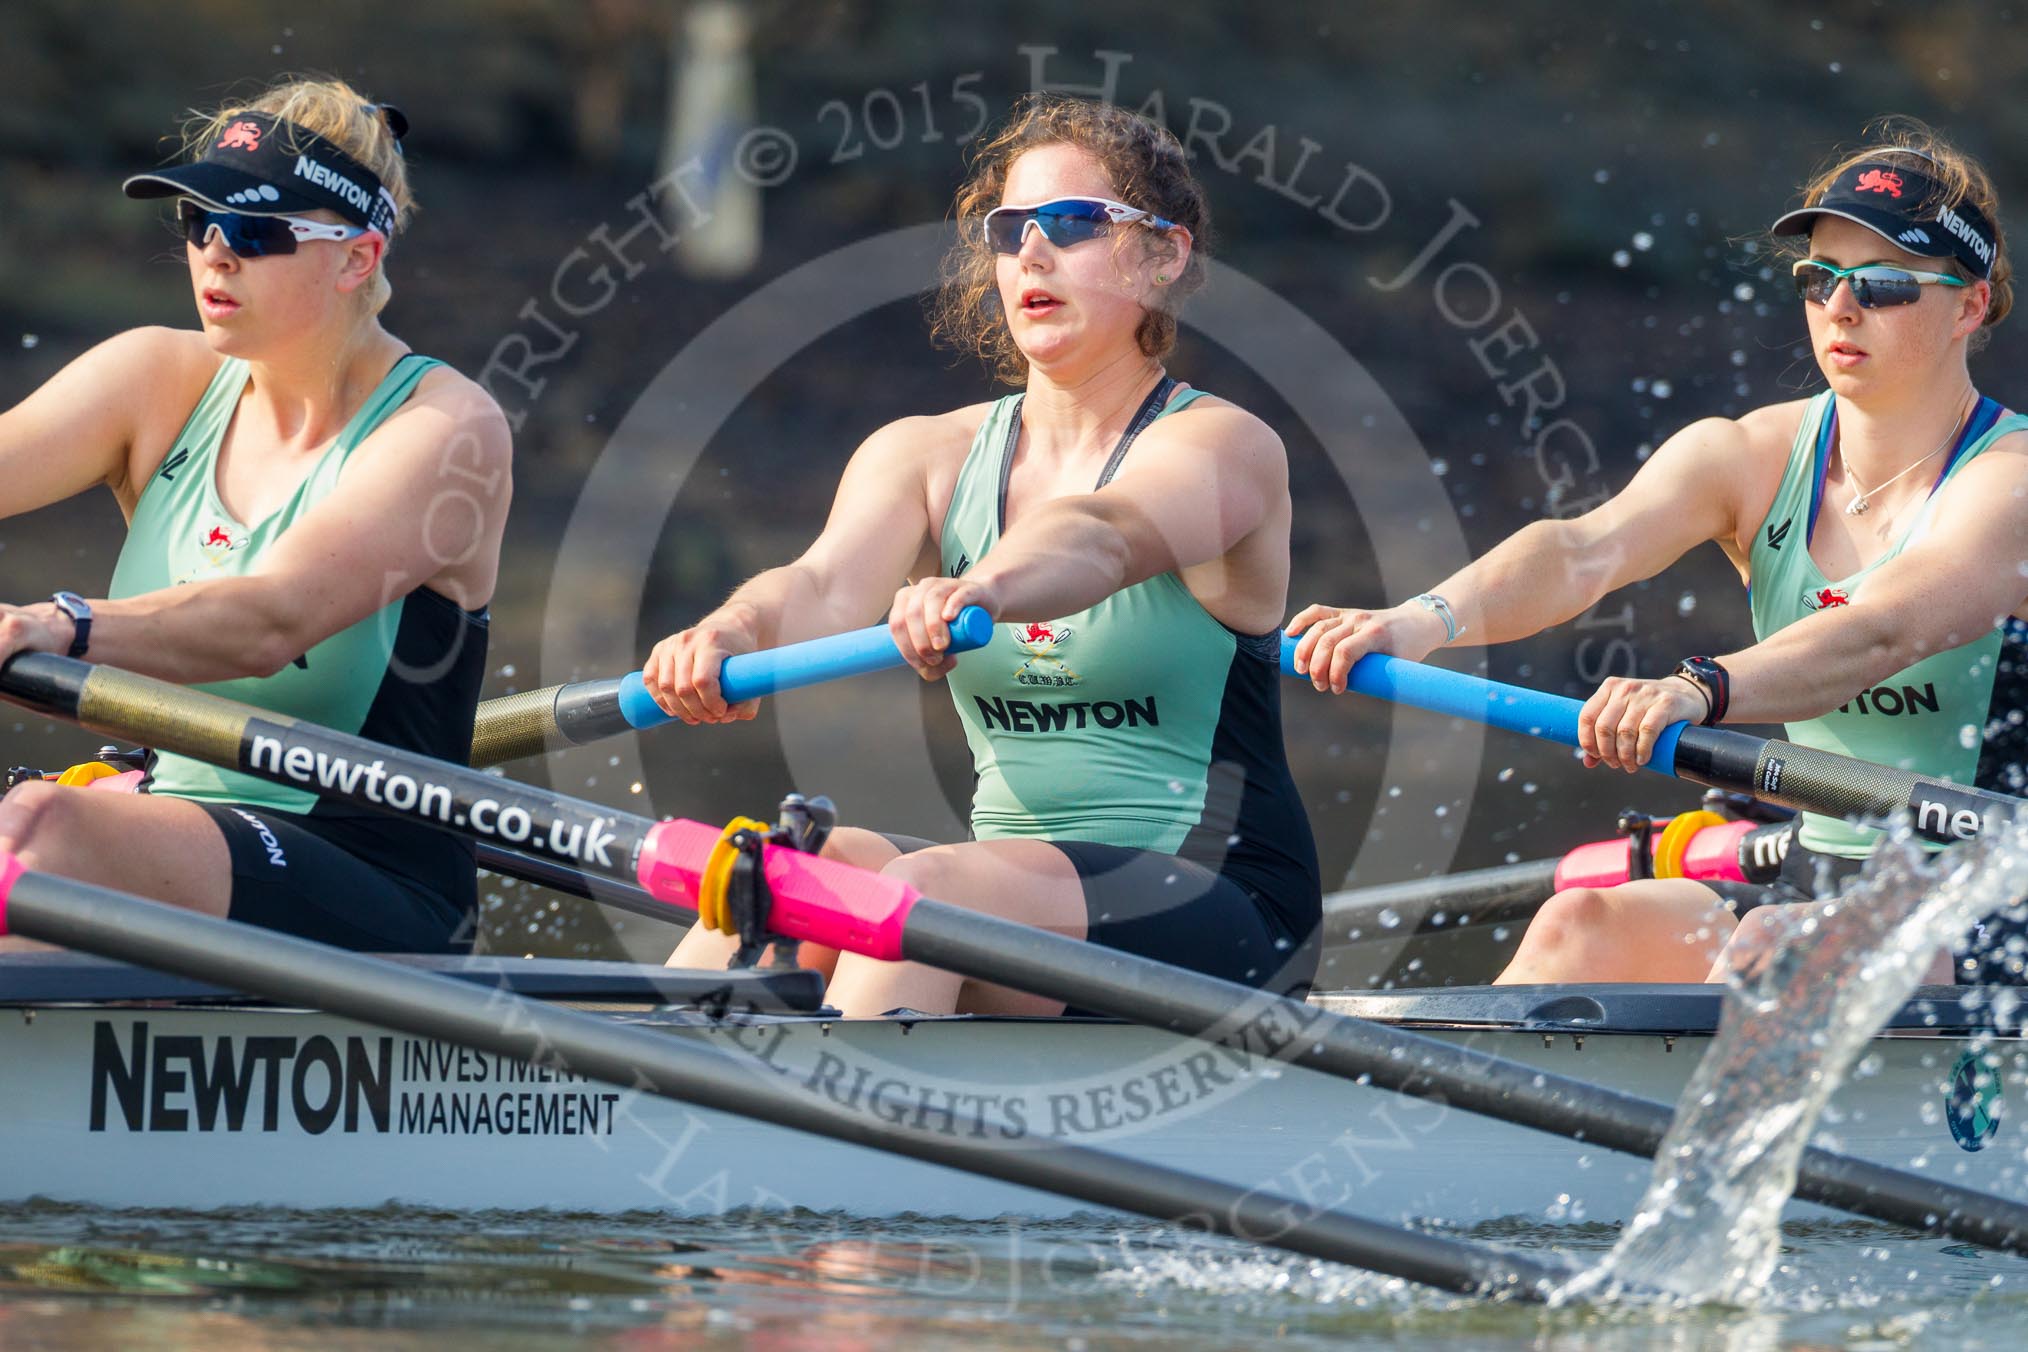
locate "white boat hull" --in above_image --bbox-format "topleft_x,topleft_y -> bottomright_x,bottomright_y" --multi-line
6,990 -> 2023,1226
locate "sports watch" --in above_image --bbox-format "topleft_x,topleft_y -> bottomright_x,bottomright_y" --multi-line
1673,656 -> 1729,726
50,592 -> 92,659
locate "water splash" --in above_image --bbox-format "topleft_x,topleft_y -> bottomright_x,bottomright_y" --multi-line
1561,814 -> 2028,1306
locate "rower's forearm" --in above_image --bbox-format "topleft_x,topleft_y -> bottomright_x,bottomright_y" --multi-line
970,505 -> 1133,620
706,563 -> 871,650
1718,609 -> 1912,724
1426,518 -> 1625,645
80,581 -> 318,683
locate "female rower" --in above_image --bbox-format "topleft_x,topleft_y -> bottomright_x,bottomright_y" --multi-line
1288,119 -> 2028,985
0,77 -> 512,951
646,94 -> 1321,1016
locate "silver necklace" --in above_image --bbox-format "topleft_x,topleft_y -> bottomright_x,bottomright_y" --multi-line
1843,388 -> 1976,517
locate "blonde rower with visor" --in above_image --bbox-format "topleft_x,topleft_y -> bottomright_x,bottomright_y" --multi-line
0,77 -> 511,952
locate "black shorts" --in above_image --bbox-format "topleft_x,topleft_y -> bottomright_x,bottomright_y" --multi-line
201,804 -> 470,953
881,834 -> 1319,1005
1722,825 -> 2028,986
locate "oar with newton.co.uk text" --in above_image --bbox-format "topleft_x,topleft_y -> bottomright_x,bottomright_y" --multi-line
5,651 -> 2027,1256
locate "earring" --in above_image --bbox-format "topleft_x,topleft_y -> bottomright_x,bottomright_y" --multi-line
1155,273 -> 1168,283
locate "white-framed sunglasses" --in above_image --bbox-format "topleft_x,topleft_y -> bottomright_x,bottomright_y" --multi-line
982,196 -> 1180,254
178,199 -> 369,257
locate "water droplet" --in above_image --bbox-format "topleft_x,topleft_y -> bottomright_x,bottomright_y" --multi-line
1593,168 -> 1611,184
1677,592 -> 1697,617
1651,379 -> 1674,398
1522,782 -> 1538,795
1377,908 -> 1402,929
1493,926 -> 1511,941
1498,767 -> 1514,782
1430,458 -> 1449,476
1167,778 -> 1186,794
1828,60 -> 1843,73
1612,249 -> 1632,268
19,334 -> 38,349
1962,724 -> 1980,750
1632,231 -> 1654,251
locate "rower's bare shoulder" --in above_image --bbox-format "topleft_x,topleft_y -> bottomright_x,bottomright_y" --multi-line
1732,398 -> 1812,457
1932,424 -> 2028,512
1144,393 -> 1286,470
855,404 -> 988,472
402,365 -> 513,457
98,327 -> 222,406
351,366 -> 512,514
1978,421 -> 2028,464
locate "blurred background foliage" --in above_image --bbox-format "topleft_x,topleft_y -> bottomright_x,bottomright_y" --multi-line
2,0 -> 2021,960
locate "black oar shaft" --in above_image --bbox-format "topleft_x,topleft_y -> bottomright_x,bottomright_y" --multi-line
0,869 -> 1557,1299
897,898 -> 2028,1254
1671,726 -> 2011,841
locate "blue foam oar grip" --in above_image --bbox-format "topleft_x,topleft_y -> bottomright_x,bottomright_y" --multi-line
1279,631 -> 1692,779
618,606 -> 995,731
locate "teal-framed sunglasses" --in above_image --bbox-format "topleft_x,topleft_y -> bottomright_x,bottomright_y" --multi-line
1791,258 -> 1969,309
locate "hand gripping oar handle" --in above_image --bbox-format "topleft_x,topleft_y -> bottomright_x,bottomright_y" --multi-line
470,607 -> 995,766
619,605 -> 995,729
1279,635 -> 2020,846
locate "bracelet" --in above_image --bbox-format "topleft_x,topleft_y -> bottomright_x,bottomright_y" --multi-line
1408,592 -> 1462,645
1668,672 -> 1713,723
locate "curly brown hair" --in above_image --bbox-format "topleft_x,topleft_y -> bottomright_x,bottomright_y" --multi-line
1778,115 -> 2011,351
928,94 -> 1210,385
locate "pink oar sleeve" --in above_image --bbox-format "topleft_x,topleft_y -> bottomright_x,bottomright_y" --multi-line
636,819 -> 919,961
0,852 -> 23,936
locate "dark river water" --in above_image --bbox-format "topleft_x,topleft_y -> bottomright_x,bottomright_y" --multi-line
0,1205 -> 2021,1349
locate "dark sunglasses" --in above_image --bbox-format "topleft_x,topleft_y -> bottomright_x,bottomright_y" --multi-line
982,196 -> 1179,255
1791,258 -> 1969,309
178,199 -> 367,258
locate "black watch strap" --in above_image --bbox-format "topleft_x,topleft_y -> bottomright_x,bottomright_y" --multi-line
51,591 -> 92,660
1675,656 -> 1729,726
